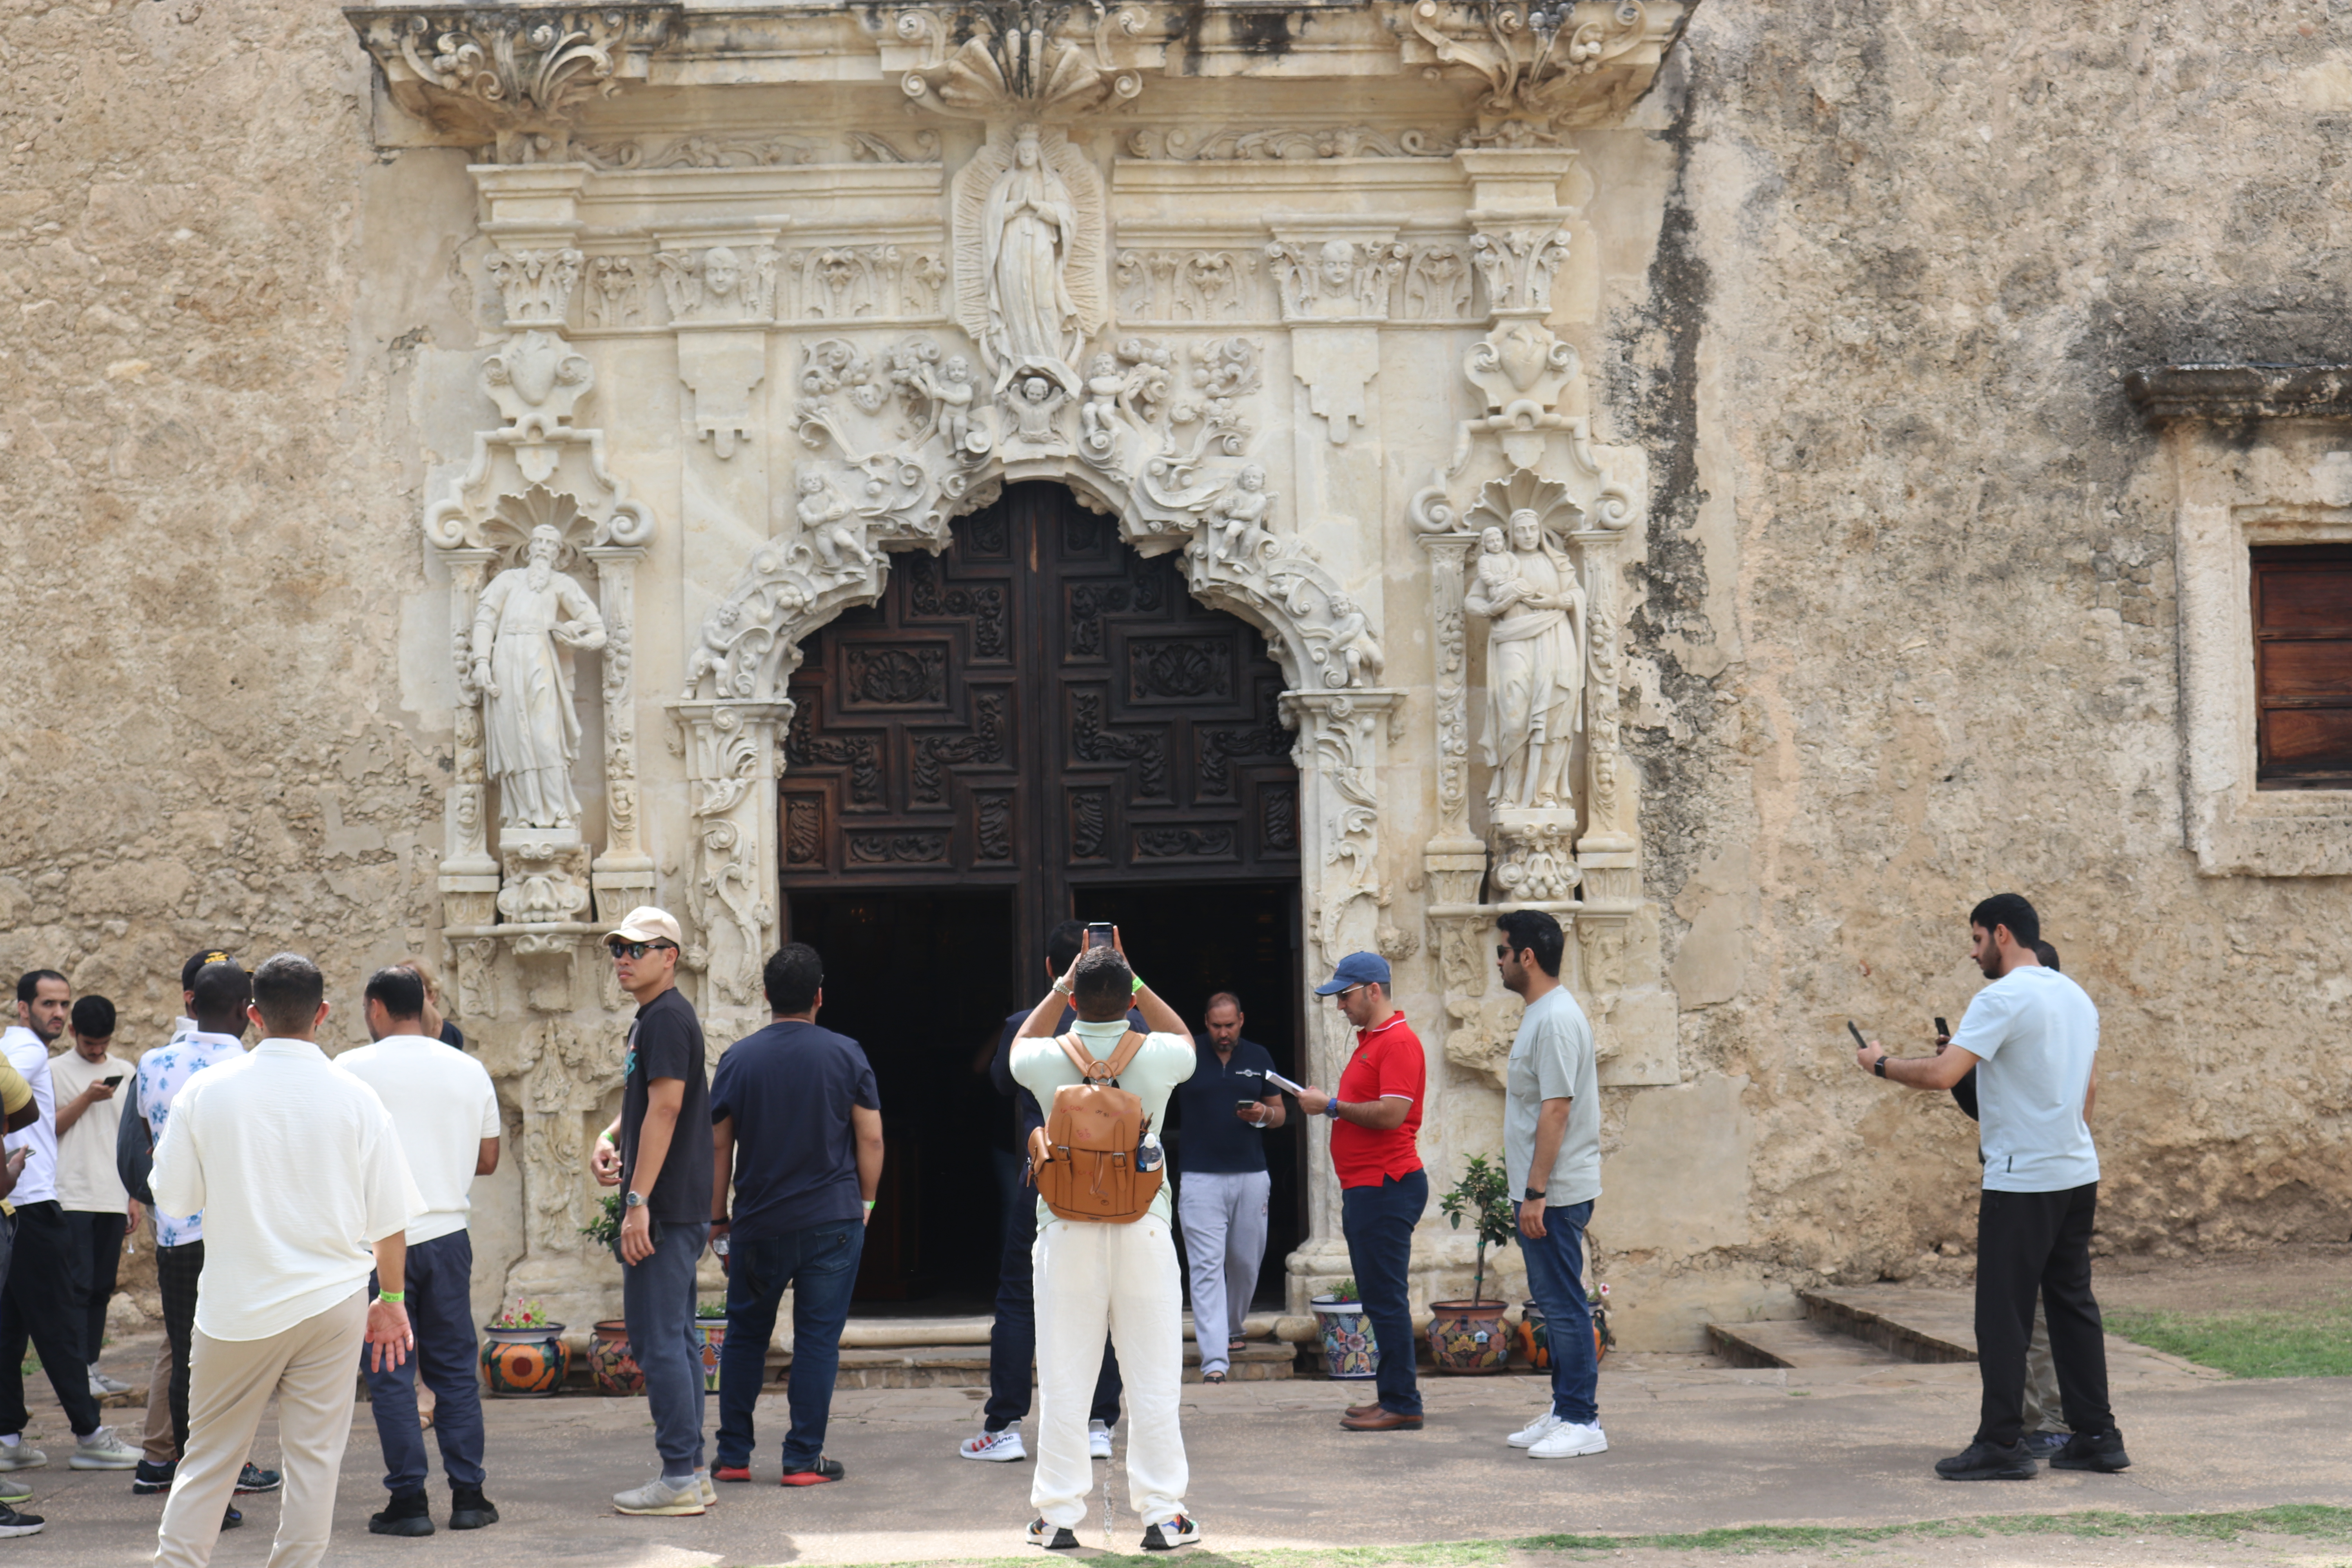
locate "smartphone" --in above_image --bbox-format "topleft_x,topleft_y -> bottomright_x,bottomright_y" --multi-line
1085,921 -> 1115,950
103,1074 -> 124,1087
1236,1100 -> 1262,1111
1934,1017 -> 1951,1041
1846,1020 -> 1869,1051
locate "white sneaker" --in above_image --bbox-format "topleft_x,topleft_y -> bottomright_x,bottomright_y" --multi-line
613,1475 -> 705,1515
87,1367 -> 131,1398
697,1468 -> 716,1505
960,1425 -> 1026,1462
1088,1419 -> 1112,1461
0,1446 -> 44,1474
1507,1411 -> 1566,1449
68,1427 -> 140,1470
1527,1420 -> 1608,1459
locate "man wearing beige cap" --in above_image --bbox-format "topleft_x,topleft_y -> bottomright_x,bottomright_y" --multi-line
589,909 -> 715,1516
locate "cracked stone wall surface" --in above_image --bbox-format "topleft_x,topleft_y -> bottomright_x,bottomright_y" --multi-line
5,0 -> 2350,1349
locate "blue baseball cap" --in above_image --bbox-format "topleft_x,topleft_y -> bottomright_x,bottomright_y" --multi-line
1314,951 -> 1391,995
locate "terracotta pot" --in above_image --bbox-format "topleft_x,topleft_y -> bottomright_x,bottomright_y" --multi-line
693,1319 -> 727,1392
1308,1295 -> 1377,1380
1519,1299 -> 1608,1370
589,1320 -> 643,1397
1426,1299 -> 1510,1374
480,1323 -> 568,1397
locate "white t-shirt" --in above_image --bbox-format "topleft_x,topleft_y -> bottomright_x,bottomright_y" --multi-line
49,1050 -> 132,1212
1949,965 -> 2101,1194
1504,985 -> 1602,1207
335,1035 -> 501,1245
1012,1019 -> 1195,1226
0,1027 -> 60,1207
151,1038 -> 423,1341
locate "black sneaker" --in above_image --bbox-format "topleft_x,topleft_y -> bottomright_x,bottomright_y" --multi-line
1933,1440 -> 2038,1481
779,1456 -> 844,1487
450,1484 -> 499,1530
0,1503 -> 41,1538
2021,1430 -> 2070,1460
236,1462 -> 282,1494
222,1505 -> 242,1530
369,1488 -> 435,1537
1142,1514 -> 1201,1550
2050,1427 -> 2131,1472
132,1458 -> 175,1495
1026,1517 -> 1080,1550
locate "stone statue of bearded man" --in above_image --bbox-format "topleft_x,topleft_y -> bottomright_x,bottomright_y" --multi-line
470,524 -> 607,828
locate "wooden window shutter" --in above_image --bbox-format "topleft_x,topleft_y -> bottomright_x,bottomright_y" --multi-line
2252,544 -> 2352,789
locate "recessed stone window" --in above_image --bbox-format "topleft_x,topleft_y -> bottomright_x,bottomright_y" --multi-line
2250,544 -> 2352,790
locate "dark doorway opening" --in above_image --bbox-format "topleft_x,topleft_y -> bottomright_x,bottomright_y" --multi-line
1072,880 -> 1303,1309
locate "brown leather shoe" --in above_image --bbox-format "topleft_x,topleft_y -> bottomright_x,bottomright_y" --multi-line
1343,1401 -> 1383,1419
1340,1407 -> 1424,1432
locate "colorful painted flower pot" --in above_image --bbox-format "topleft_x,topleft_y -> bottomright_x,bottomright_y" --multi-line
1519,1299 -> 1607,1370
481,1323 -> 568,1397
693,1319 -> 726,1392
1309,1296 -> 1377,1379
589,1320 -> 643,1397
1427,1299 -> 1510,1374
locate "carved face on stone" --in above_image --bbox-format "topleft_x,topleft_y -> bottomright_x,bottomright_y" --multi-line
526,524 -> 561,588
799,471 -> 826,496
1090,353 -> 1117,378
1480,525 -> 1510,558
1508,508 -> 1544,553
943,356 -> 971,385
1237,463 -> 1265,493
703,246 -> 740,299
1318,241 -> 1356,294
1014,127 -> 1041,168
1022,376 -> 1052,404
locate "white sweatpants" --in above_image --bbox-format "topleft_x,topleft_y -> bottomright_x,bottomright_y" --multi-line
1176,1169 -> 1270,1376
1031,1215 -> 1188,1530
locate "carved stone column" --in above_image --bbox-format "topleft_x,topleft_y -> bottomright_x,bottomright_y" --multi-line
584,537 -> 655,918
669,700 -> 793,1043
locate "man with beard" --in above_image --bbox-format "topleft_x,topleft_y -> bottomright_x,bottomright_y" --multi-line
470,522 -> 607,829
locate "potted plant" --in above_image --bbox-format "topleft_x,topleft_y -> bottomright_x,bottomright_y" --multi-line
1307,1278 -> 1376,1379
1430,1154 -> 1514,1374
480,1299 -> 568,1397
580,1191 -> 623,1250
693,1298 -> 728,1392
1520,1282 -> 1612,1370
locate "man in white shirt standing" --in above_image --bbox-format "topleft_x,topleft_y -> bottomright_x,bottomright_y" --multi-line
1493,910 -> 1608,1462
49,994 -> 140,1399
1855,893 -> 2129,1482
152,953 -> 423,1568
0,970 -> 140,1474
1009,935 -> 1200,1553
338,966 -> 503,1538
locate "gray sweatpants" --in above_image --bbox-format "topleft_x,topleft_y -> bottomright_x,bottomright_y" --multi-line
1176,1170 -> 1270,1376
2020,1297 -> 2068,1435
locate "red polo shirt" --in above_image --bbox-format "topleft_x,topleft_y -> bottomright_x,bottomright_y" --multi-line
1330,1011 -> 1425,1189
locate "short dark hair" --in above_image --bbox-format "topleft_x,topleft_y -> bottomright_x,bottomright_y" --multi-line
363,966 -> 426,1021
1969,893 -> 2040,949
181,948 -> 235,993
2033,941 -> 2061,973
763,943 -> 824,1014
71,995 -> 115,1039
1204,992 -> 1242,1017
15,970 -> 64,1004
1495,909 -> 1565,978
1070,945 -> 1133,1018
250,953 -> 325,1036
1046,919 -> 1088,977
189,961 -> 252,1034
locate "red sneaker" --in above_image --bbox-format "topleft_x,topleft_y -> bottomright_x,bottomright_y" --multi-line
778,1458 -> 844,1487
713,1466 -> 751,1484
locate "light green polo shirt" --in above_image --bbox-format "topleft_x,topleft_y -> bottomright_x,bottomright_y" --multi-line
1011,1019 -> 1195,1226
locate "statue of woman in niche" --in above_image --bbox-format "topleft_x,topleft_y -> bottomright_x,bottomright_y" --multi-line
982,123 -> 1082,393
1464,512 -> 1584,813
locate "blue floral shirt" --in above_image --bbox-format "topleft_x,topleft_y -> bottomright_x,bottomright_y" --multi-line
137,1030 -> 247,1247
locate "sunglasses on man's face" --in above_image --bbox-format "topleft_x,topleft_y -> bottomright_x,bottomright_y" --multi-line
607,941 -> 675,961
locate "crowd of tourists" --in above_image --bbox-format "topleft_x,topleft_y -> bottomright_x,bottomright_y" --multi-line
0,887 -> 2123,1559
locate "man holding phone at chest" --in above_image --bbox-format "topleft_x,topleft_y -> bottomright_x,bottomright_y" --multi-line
1853,893 -> 2129,1483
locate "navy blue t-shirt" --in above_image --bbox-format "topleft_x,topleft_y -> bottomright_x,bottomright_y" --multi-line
710,1020 -> 880,1241
1174,1037 -> 1281,1174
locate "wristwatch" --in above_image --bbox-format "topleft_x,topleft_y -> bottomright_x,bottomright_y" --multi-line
1523,1187 -> 1546,1202
1872,1053 -> 1888,1078
624,1190 -> 646,1208
1322,1098 -> 1341,1119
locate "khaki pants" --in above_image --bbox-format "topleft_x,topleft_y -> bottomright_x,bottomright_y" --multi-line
155,1290 -> 367,1568
142,1338 -> 174,1463
2020,1298 -> 2068,1435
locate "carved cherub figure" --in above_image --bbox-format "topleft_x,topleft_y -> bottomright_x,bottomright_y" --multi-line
1009,374 -> 1068,445
797,471 -> 873,575
934,354 -> 982,457
1207,463 -> 1276,564
1466,525 -> 1525,614
1322,591 -> 1385,687
1080,352 -> 1125,454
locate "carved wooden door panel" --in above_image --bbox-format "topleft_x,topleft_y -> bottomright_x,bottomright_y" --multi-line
782,482 -> 1298,966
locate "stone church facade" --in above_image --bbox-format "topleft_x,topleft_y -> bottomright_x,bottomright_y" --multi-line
6,0 -> 2349,1349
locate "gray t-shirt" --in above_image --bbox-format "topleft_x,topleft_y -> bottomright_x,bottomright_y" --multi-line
1012,1019 -> 1195,1225
1950,965 -> 2100,1194
1504,985 -> 1601,1207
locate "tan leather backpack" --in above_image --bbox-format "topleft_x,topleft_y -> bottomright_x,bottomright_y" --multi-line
1027,1031 -> 1161,1224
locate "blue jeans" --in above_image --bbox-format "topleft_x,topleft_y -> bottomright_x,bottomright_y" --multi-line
363,1231 -> 486,1494
716,1220 -> 864,1471
622,1219 -> 710,1477
1340,1169 -> 1427,1417
1516,1199 -> 1598,1425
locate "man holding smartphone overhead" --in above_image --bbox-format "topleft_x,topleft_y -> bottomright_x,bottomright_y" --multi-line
1853,893 -> 2128,1483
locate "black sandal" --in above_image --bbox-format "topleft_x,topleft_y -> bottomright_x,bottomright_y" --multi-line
1201,1370 -> 1227,1384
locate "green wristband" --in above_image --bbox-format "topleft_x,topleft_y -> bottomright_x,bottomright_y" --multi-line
377,1290 -> 406,1305
862,1200 -> 876,1211
1131,975 -> 1146,996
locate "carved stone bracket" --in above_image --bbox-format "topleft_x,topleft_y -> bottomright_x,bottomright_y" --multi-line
890,2 -> 1149,119
1404,0 -> 1693,136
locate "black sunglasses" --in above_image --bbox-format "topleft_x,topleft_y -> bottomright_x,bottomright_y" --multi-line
606,940 -> 677,960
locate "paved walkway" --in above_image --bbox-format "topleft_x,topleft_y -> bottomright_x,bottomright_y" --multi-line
16,1330 -> 2351,1564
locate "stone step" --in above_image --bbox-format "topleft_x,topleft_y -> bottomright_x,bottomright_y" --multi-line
835,1311 -> 1287,1350
1797,1285 -> 1978,1364
821,1338 -> 1295,1390
1704,1316 -> 1909,1370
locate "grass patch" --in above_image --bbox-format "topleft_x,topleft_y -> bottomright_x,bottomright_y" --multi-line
2106,1303 -> 2352,1377
844,1505 -> 2352,1568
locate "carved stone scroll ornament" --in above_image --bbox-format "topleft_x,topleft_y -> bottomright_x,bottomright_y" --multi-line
1123,126 -> 1459,161
1404,0 -> 1691,134
485,249 -> 582,328
345,7 -> 681,163
893,2 -> 1147,118
670,701 -> 791,1020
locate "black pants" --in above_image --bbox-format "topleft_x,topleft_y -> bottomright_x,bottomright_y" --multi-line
0,1201 -> 103,1437
157,1240 -> 204,1457
984,1194 -> 1122,1432
1975,1182 -> 2113,1447
62,1211 -> 127,1367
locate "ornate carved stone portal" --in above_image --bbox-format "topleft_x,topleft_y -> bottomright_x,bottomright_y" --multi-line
354,0 -> 1691,1323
